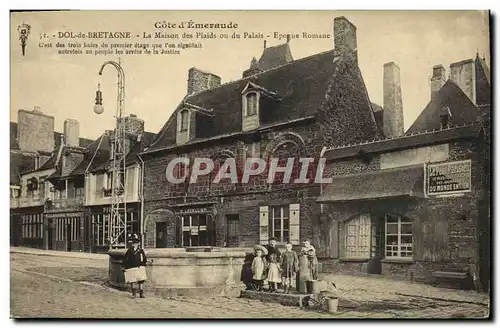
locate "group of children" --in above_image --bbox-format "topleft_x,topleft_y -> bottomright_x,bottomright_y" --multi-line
242,237 -> 318,294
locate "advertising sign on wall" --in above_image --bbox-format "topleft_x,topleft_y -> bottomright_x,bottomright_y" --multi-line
426,160 -> 472,195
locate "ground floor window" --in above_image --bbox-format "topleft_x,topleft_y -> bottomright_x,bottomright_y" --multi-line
53,217 -> 81,242
91,210 -> 139,246
385,214 -> 413,258
181,214 -> 211,247
269,205 -> 290,243
20,214 -> 43,239
339,213 -> 372,258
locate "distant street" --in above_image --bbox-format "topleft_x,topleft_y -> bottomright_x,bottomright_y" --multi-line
10,250 -> 490,319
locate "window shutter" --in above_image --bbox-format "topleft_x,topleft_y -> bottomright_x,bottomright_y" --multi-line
259,206 -> 269,244
84,176 -> 91,204
126,168 -> 135,197
96,174 -> 104,193
289,204 -> 300,245
330,220 -> 339,258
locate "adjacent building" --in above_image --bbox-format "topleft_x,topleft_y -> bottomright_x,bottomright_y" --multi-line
316,54 -> 491,290
10,110 -> 154,253
10,108 -> 93,249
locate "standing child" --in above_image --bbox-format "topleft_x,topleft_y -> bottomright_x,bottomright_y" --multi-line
251,247 -> 267,291
280,242 -> 299,294
240,252 -> 255,290
266,252 -> 281,292
123,234 -> 147,298
301,239 -> 319,280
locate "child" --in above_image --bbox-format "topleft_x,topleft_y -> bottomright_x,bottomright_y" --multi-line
301,239 -> 318,280
240,252 -> 255,290
251,248 -> 267,291
266,252 -> 281,292
122,234 -> 147,298
280,242 -> 299,294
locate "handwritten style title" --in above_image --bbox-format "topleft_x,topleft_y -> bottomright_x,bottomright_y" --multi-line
154,20 -> 239,29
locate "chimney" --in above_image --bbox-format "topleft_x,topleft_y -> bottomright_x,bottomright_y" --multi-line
17,107 -> 55,153
334,16 -> 357,61
242,57 -> 262,78
383,62 -> 404,137
117,114 -> 145,154
450,59 -> 476,104
430,65 -> 446,100
187,67 -> 222,95
63,118 -> 80,147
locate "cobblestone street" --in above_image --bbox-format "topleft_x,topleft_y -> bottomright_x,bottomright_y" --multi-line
10,249 -> 490,319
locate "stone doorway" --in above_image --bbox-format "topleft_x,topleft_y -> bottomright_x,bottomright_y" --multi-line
144,209 -> 176,248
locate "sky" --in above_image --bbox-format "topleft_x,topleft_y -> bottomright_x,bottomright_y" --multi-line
10,10 -> 490,140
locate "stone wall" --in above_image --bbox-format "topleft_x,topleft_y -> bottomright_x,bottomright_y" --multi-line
18,109 -> 55,153
318,138 -> 485,286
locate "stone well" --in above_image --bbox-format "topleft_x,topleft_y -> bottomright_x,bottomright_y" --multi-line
108,247 -> 251,296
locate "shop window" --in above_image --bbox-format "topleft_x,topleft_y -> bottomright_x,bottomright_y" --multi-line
385,214 -> 413,258
339,214 -> 372,258
181,214 -> 211,247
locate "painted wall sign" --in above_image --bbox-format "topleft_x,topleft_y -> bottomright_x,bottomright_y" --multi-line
427,160 -> 472,195
178,207 -> 210,215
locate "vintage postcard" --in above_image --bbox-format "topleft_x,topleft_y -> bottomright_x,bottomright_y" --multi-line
9,10 -> 491,319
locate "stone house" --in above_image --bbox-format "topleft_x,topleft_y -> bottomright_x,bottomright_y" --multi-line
140,16 -> 396,249
317,54 -> 491,290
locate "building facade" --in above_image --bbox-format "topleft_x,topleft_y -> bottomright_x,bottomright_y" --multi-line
140,17 -> 393,249
316,54 -> 491,290
11,111 -> 154,253
10,108 -> 93,249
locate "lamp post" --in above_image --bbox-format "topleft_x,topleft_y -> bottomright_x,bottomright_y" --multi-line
94,60 -> 128,248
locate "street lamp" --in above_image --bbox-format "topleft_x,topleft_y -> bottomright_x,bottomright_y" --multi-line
94,60 -> 128,249
94,83 -> 104,115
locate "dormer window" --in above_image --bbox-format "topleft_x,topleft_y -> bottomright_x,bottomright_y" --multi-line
179,109 -> 189,132
241,85 -> 262,132
440,106 -> 452,129
245,92 -> 258,116
176,108 -> 191,145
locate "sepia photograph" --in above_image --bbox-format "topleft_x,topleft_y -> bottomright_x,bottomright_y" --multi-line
9,9 -> 491,319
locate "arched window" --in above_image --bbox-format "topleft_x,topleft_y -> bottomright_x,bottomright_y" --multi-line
179,109 -> 189,132
245,92 -> 258,116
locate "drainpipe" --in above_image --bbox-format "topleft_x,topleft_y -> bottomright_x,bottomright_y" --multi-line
138,154 -> 145,249
319,146 -> 327,215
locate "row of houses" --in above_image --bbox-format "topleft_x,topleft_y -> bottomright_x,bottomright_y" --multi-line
10,16 -> 491,289
10,110 -> 155,253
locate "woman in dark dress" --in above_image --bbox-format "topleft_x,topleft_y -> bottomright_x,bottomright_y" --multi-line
241,252 -> 255,290
123,234 -> 147,298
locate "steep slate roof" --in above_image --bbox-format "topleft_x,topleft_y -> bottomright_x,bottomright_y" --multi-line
258,43 -> 294,71
89,131 -> 156,172
68,134 -> 111,176
10,122 -> 19,149
405,80 -> 481,135
148,49 -> 351,152
371,102 -> 384,137
10,152 -> 35,185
